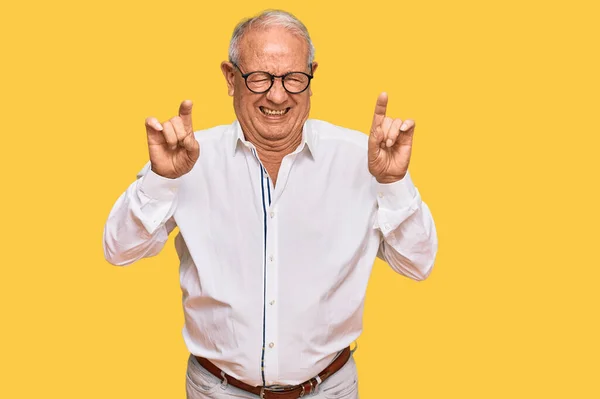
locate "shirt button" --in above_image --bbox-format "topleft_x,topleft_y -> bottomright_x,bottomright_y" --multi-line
378,192 -> 384,198
269,211 -> 275,218
269,342 -> 274,348
384,223 -> 392,230
269,255 -> 274,262
269,300 -> 275,306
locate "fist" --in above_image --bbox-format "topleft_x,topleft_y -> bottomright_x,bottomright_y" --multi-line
145,100 -> 200,179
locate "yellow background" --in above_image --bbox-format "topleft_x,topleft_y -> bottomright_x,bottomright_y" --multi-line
1,0 -> 598,397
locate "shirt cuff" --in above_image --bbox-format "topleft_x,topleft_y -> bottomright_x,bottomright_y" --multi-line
138,169 -> 181,201
374,172 -> 422,237
375,172 -> 417,208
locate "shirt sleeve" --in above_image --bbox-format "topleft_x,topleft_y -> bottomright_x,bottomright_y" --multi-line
103,162 -> 180,266
373,171 -> 438,281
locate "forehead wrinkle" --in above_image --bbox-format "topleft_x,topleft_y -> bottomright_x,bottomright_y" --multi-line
238,28 -> 308,74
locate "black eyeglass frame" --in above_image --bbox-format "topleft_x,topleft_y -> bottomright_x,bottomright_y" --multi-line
231,62 -> 314,94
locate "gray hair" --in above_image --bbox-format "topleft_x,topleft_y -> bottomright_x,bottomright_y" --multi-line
228,10 -> 315,68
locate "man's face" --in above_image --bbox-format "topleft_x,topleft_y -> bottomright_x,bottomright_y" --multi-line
222,26 -> 317,141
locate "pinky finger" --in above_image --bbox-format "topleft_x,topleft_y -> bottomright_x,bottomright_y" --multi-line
401,119 -> 415,132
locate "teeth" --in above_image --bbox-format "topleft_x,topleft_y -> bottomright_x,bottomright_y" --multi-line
261,107 -> 287,115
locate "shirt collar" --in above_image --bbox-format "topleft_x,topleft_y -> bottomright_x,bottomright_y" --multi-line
230,119 -> 318,158
230,120 -> 246,156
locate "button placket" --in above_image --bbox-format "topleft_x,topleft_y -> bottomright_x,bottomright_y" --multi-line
263,202 -> 279,382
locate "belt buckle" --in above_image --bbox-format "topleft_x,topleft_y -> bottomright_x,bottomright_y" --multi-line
261,379 -> 317,398
299,379 -> 316,397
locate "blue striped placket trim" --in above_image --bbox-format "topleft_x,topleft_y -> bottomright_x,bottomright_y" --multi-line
253,148 -> 270,387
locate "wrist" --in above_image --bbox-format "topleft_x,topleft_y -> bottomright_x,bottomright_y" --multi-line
375,173 -> 406,185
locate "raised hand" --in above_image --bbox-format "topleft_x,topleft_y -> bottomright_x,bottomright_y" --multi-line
368,92 -> 415,184
145,100 -> 200,179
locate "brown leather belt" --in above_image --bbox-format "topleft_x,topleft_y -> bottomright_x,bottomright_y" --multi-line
194,347 -> 351,399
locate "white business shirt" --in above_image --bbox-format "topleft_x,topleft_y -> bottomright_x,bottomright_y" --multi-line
103,119 -> 437,387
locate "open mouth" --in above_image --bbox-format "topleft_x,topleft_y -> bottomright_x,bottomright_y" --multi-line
260,106 -> 290,116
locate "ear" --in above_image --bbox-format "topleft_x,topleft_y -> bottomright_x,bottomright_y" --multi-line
309,61 -> 318,96
221,61 -> 236,96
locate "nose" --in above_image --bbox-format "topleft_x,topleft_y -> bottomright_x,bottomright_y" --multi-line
266,77 -> 288,104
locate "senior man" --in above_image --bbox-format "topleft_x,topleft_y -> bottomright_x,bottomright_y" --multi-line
104,9 -> 437,399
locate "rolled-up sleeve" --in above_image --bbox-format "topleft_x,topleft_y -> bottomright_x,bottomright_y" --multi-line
373,172 -> 438,281
103,163 -> 179,266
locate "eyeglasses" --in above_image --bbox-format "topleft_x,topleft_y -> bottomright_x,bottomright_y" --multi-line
232,62 -> 313,94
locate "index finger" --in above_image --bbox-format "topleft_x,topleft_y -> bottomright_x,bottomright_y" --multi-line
178,100 -> 194,134
371,92 -> 388,130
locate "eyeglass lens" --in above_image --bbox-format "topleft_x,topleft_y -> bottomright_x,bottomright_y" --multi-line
246,72 -> 310,94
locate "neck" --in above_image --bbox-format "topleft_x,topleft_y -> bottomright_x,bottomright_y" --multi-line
244,127 -> 303,166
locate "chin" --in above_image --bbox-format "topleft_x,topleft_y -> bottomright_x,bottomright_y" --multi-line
261,123 -> 296,139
